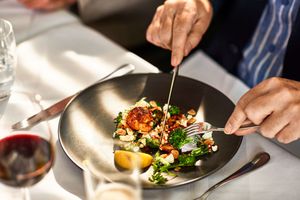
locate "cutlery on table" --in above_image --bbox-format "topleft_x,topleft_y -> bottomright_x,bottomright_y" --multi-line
12,63 -> 135,130
194,152 -> 271,200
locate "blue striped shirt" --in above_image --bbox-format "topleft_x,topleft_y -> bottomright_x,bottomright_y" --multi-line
237,0 -> 300,87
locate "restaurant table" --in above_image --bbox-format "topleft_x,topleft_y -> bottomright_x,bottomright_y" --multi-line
1,3 -> 300,200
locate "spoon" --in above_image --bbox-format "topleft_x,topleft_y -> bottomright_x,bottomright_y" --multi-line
194,152 -> 271,200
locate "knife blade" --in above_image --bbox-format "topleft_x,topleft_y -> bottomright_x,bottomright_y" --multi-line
160,66 -> 179,144
11,63 -> 135,130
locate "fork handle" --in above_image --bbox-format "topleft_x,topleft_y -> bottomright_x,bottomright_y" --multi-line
209,123 -> 259,132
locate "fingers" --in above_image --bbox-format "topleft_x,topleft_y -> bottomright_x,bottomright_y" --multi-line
146,6 -> 166,48
159,5 -> 176,49
184,5 -> 212,56
276,123 -> 300,144
146,0 -> 213,66
225,77 -> 300,144
224,79 -> 274,134
184,20 -> 204,56
171,9 -> 196,66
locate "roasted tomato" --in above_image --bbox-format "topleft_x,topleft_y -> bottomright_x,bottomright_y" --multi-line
126,107 -> 154,132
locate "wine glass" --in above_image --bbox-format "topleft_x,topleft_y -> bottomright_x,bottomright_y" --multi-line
83,139 -> 142,200
0,91 -> 55,200
0,18 -> 16,102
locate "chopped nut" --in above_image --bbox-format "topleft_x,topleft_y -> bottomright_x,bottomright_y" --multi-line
187,109 -> 196,116
149,100 -> 158,107
160,154 -> 168,158
204,139 -> 214,146
115,129 -> 126,135
187,117 -> 196,124
171,149 -> 179,159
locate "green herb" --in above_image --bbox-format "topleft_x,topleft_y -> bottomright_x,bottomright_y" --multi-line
149,152 -> 173,184
178,154 -> 196,166
146,138 -> 160,149
152,110 -> 163,126
169,105 -> 180,115
114,112 -> 122,124
169,128 -> 193,149
149,171 -> 167,184
191,145 -> 209,157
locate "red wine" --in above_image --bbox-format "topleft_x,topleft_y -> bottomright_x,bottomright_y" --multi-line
0,134 -> 54,187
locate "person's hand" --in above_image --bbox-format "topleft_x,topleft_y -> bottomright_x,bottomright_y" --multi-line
18,0 -> 76,11
146,0 -> 213,67
224,77 -> 300,144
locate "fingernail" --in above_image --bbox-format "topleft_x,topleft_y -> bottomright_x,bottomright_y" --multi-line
171,57 -> 178,67
224,123 -> 232,134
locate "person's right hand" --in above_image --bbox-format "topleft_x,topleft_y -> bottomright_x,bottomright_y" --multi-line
146,0 -> 213,67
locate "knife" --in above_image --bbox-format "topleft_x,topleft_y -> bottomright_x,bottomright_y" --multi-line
11,63 -> 135,130
160,66 -> 179,144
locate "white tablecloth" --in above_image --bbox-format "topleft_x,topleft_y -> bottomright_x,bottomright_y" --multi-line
1,4 -> 300,200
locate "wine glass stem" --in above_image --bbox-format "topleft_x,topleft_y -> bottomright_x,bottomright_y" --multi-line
22,188 -> 30,200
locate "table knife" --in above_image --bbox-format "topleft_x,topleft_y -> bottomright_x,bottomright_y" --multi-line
11,63 -> 135,130
160,66 -> 179,144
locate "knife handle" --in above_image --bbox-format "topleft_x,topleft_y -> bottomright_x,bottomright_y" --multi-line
11,94 -> 76,130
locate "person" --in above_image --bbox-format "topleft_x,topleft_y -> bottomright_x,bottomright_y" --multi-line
17,0 -> 76,11
146,0 -> 300,143
17,0 -> 163,48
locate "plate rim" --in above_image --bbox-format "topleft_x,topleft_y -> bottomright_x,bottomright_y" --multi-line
58,73 -> 243,189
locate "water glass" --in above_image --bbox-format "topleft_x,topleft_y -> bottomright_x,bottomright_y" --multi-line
83,139 -> 142,200
0,18 -> 16,101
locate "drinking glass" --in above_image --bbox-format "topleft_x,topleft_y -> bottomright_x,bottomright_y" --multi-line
0,18 -> 16,101
83,139 -> 142,200
0,91 -> 55,200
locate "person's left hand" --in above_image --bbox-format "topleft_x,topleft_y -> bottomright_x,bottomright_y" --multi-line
224,77 -> 300,144
18,0 -> 76,11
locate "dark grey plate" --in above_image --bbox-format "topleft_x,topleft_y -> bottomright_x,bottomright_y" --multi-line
58,73 -> 242,189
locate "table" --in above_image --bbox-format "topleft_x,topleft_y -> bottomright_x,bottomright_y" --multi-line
1,3 -> 300,200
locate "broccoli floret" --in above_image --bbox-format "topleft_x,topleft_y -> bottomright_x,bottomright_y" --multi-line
146,138 -> 160,149
169,105 -> 180,115
191,145 -> 209,157
169,128 -> 192,149
178,154 -> 196,166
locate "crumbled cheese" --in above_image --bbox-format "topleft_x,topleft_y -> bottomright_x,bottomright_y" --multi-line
164,154 -> 174,164
212,145 -> 218,152
139,138 -> 146,146
202,132 -> 213,140
187,115 -> 193,120
119,135 -> 135,142
195,160 -> 202,166
135,98 -> 150,107
132,146 -> 140,152
126,128 -> 134,135
180,118 -> 188,127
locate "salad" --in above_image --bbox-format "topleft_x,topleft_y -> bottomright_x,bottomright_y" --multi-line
113,98 -> 218,184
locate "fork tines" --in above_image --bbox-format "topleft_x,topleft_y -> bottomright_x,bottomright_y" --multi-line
184,123 -> 204,137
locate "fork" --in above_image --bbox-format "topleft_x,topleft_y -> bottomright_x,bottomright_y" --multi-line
184,122 -> 260,137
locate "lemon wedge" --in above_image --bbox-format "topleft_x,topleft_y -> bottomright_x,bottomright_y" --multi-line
114,150 -> 153,170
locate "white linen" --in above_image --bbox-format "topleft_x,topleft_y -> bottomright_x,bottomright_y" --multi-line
0,0 -> 79,44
